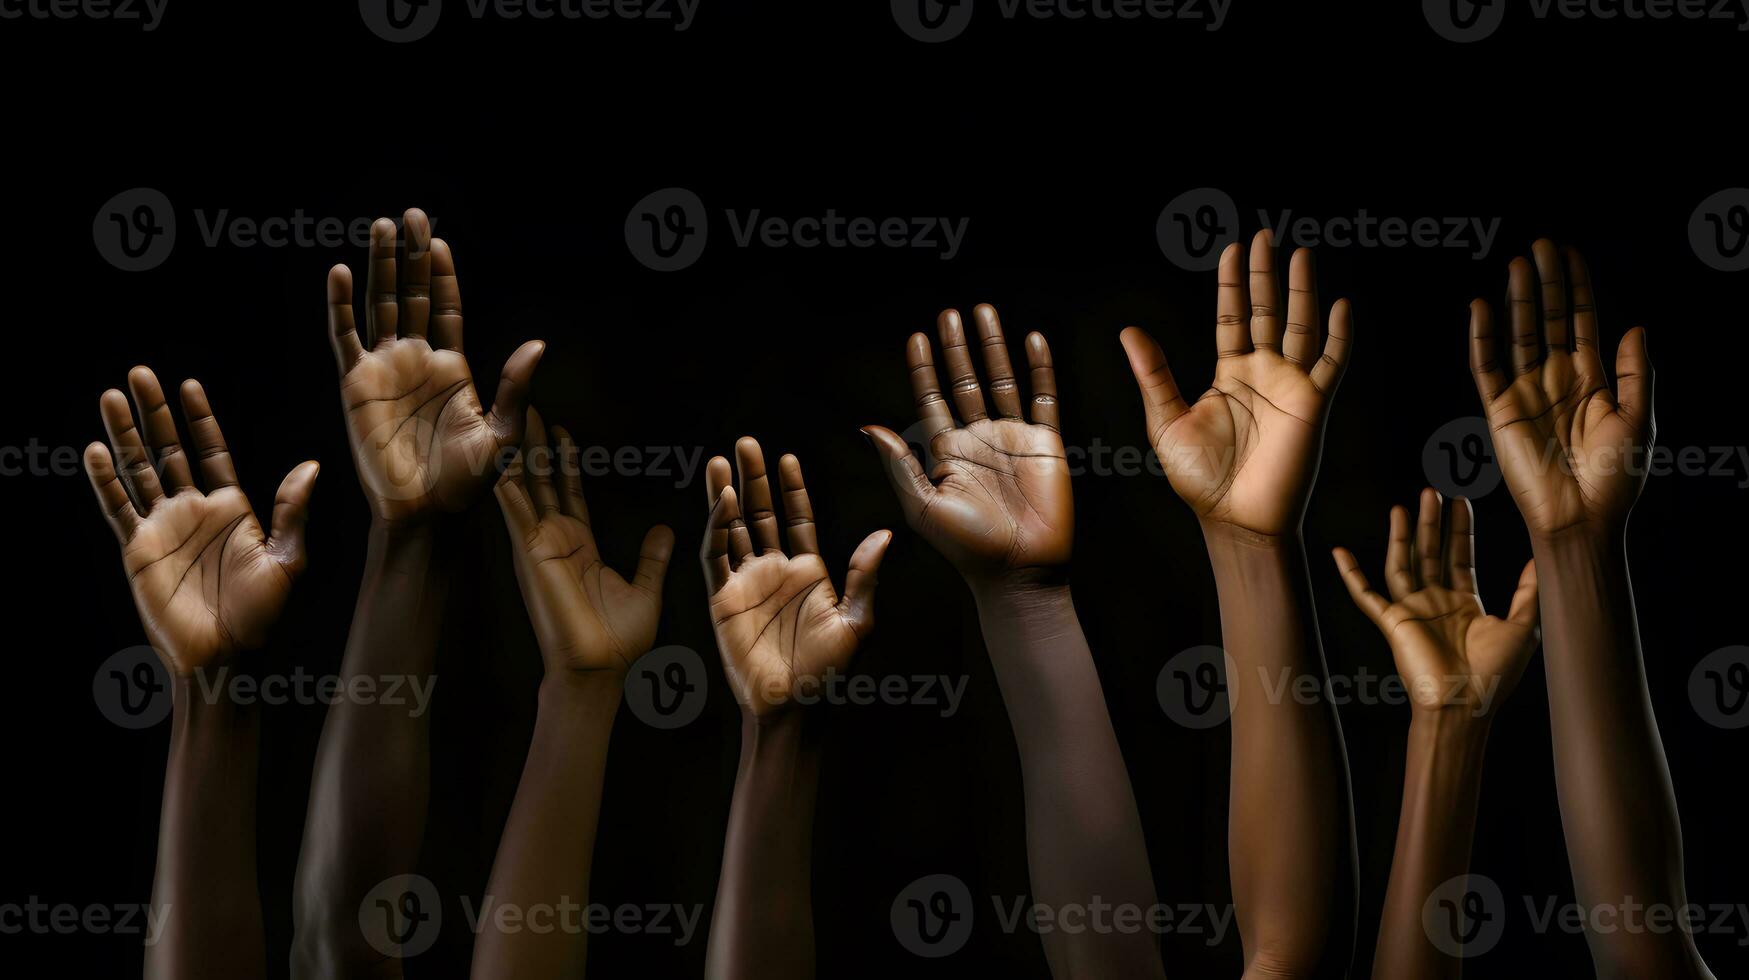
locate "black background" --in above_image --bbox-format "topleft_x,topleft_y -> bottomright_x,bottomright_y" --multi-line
3,1 -> 1746,976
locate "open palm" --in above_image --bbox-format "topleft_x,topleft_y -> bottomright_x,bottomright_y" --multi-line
1334,490 -> 1539,716
1470,241 -> 1651,538
1123,232 -> 1352,537
327,208 -> 543,523
702,439 -> 889,717
495,410 -> 672,674
86,367 -> 317,676
864,304 -> 1072,579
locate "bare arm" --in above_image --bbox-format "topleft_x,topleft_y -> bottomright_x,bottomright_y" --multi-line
1469,241 -> 1711,979
292,210 -> 539,977
84,366 -> 317,980
867,305 -> 1166,978
471,412 -> 671,978
1122,232 -> 1359,978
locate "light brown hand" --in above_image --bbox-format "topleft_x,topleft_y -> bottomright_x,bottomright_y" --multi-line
328,208 -> 543,524
701,438 -> 890,718
1334,489 -> 1540,717
862,304 -> 1071,582
494,408 -> 673,674
85,366 -> 317,676
1121,231 -> 1353,537
1469,240 -> 1651,538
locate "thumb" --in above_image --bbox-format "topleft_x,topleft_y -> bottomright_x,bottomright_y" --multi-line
1119,326 -> 1188,447
860,425 -> 935,526
487,339 -> 546,445
632,524 -> 676,596
1613,326 -> 1653,436
838,529 -> 893,637
1505,558 -> 1540,630
269,461 -> 320,576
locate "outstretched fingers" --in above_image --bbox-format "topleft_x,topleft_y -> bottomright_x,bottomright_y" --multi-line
84,442 -> 141,543
1308,298 -> 1352,394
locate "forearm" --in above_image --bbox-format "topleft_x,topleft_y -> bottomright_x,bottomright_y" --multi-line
1533,527 -> 1709,979
471,673 -> 621,979
1204,523 -> 1356,979
146,680 -> 265,980
1372,712 -> 1490,980
704,710 -> 823,980
971,579 -> 1167,980
293,521 -> 451,979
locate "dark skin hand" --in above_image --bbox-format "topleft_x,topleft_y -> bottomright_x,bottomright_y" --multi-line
1121,231 -> 1358,979
85,366 -> 317,980
472,408 -> 673,979
293,209 -> 540,979
1470,241 -> 1713,980
866,305 -> 1166,979
1334,490 -> 1539,979
701,438 -> 890,980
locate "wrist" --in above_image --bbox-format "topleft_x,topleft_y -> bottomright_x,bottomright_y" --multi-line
538,669 -> 624,713
1201,518 -> 1299,555
968,573 -> 1071,612
1407,706 -> 1493,749
1530,520 -> 1625,553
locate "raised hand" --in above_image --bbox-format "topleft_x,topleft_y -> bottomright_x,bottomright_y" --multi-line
1469,240 -> 1651,538
494,408 -> 673,674
701,438 -> 890,718
84,366 -> 318,675
861,304 -> 1071,581
1121,230 -> 1352,536
327,208 -> 542,523
1333,489 -> 1540,718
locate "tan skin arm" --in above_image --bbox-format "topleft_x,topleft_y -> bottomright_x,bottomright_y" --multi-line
470,408 -> 673,979
85,366 -> 318,980
292,209 -> 542,978
865,304 -> 1166,979
700,438 -> 890,980
1120,231 -> 1358,979
1468,241 -> 1713,980
1333,489 -> 1540,978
